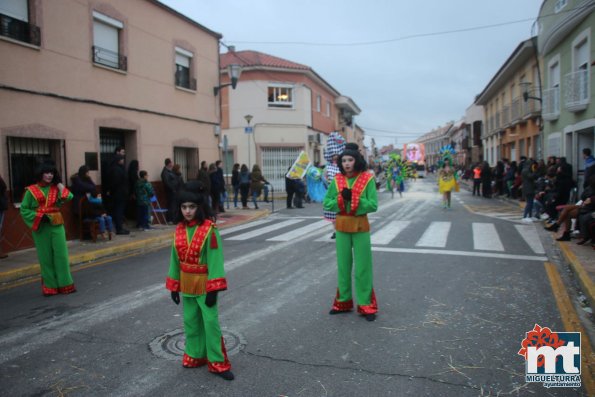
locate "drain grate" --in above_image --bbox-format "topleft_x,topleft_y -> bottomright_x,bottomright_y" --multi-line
149,328 -> 246,361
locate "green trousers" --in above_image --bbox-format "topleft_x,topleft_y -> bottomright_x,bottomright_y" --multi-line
183,295 -> 228,368
32,223 -> 73,289
335,230 -> 374,307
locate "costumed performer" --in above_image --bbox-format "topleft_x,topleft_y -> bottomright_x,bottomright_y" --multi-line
306,166 -> 327,203
437,145 -> 459,209
165,189 -> 234,381
20,161 -> 76,296
323,143 -> 378,321
385,154 -> 409,198
323,131 -> 346,239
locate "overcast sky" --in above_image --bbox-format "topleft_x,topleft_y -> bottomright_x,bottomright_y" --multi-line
161,0 -> 543,148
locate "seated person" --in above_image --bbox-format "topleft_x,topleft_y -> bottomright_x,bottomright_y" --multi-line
82,192 -> 113,240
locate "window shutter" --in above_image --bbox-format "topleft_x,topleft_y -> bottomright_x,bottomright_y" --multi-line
0,0 -> 28,21
175,53 -> 190,68
93,20 -> 119,53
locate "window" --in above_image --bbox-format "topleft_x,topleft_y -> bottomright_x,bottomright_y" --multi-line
268,85 -> 293,108
221,149 -> 234,177
175,47 -> 196,90
173,146 -> 198,181
7,137 -> 64,203
564,31 -> 590,110
0,0 -> 40,46
326,100 -> 331,117
316,95 -> 321,112
92,11 -> 126,71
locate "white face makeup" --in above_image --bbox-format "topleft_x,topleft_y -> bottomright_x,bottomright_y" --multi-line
42,172 -> 54,184
180,202 -> 198,221
342,155 -> 355,174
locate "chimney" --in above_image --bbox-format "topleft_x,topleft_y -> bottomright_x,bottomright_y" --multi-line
228,45 -> 235,53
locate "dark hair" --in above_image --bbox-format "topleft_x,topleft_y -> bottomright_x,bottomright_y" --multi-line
583,148 -> 592,157
338,144 -> 366,174
115,146 -> 125,154
164,158 -> 172,166
139,170 -> 147,178
78,165 -> 90,179
215,160 -> 222,167
35,161 -> 60,183
233,163 -> 240,171
240,164 -> 248,172
176,188 -> 215,224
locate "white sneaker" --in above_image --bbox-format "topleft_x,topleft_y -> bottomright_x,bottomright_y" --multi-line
540,213 -> 550,220
521,217 -> 533,223
531,217 -> 540,222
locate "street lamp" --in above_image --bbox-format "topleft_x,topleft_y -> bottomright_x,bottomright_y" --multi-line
213,64 -> 242,96
244,114 -> 253,167
520,81 -> 542,103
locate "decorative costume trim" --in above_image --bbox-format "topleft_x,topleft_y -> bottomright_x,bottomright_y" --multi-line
58,284 -> 76,294
335,172 -> 373,215
206,278 -> 227,293
27,184 -> 62,231
165,277 -> 180,292
357,289 -> 378,315
207,337 -> 231,373
331,289 -> 354,312
182,353 -> 208,368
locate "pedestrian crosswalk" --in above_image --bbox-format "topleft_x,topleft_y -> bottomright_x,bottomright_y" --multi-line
221,216 -> 546,257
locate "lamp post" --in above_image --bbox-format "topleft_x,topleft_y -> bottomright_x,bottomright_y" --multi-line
244,114 -> 253,167
520,81 -> 542,103
214,64 -> 242,96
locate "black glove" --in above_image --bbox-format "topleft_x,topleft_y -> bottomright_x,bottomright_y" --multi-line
205,291 -> 218,307
52,171 -> 62,185
170,291 -> 180,305
341,188 -> 352,201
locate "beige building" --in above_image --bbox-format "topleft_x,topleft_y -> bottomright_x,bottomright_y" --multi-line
219,49 -> 361,191
0,0 -> 223,252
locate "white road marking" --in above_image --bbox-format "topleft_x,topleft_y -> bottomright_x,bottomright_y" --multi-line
372,246 -> 546,261
219,218 -> 274,236
267,220 -> 331,241
371,221 -> 411,245
415,221 -> 451,247
514,225 -> 545,254
472,223 -> 504,251
225,219 -> 304,240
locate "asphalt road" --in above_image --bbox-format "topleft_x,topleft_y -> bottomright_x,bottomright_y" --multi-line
0,178 -> 588,396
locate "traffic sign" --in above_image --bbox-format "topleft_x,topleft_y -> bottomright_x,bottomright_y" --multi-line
244,126 -> 253,134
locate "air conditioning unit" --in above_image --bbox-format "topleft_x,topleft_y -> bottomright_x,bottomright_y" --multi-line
307,134 -> 316,143
316,133 -> 322,143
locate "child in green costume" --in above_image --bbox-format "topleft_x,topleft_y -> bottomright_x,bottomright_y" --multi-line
20,162 -> 75,296
165,189 -> 234,381
323,143 -> 378,321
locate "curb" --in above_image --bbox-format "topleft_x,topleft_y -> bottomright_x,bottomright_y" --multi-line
0,209 -> 270,285
558,242 -> 595,307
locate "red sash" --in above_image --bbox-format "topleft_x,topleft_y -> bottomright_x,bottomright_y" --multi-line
174,220 -> 214,266
27,184 -> 61,231
335,172 -> 373,215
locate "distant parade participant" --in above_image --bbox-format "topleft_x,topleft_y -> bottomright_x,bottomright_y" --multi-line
385,154 -> 409,198
165,189 -> 234,381
437,145 -> 459,209
323,131 -> 346,239
20,161 -> 76,296
323,143 -> 378,321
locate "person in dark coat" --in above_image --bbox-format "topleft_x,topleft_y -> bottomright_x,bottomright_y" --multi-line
238,164 -> 250,209
197,161 -> 211,204
231,163 -> 240,208
285,168 -> 295,209
521,160 -> 538,222
481,161 -> 492,198
161,158 -> 177,223
555,157 -> 574,206
105,155 -> 129,234
70,165 -> 97,218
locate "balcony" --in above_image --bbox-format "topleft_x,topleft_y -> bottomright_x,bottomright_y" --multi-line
0,13 -> 40,46
564,69 -> 589,112
92,45 -> 127,71
501,105 -> 511,127
542,87 -> 560,121
175,71 -> 197,91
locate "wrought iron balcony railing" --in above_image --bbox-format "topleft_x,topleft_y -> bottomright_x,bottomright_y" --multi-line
175,71 -> 197,90
0,12 -> 40,46
564,69 -> 589,112
92,45 -> 127,71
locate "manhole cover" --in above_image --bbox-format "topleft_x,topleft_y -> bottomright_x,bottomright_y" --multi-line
149,328 -> 245,361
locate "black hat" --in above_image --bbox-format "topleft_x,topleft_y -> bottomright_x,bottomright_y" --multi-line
177,189 -> 203,206
35,160 -> 59,181
342,142 -> 361,160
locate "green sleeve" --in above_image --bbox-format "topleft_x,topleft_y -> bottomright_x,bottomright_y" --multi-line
202,228 -> 225,281
323,179 -> 339,212
356,179 -> 378,215
167,241 -> 180,281
19,190 -> 38,229
147,183 -> 155,198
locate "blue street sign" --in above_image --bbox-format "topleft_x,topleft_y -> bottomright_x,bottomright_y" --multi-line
244,126 -> 253,134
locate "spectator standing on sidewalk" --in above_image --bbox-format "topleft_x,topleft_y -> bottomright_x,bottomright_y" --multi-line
285,168 -> 296,209
521,160 -> 539,222
135,170 -> 155,231
231,163 -> 240,208
0,175 -> 8,259
504,161 -> 517,198
214,160 -> 226,213
481,161 -> 492,198
583,148 -> 595,189
105,155 -> 130,235
250,164 -> 267,209
161,159 -> 177,223
472,163 -> 482,196
323,143 -> 378,321
20,161 -> 76,296
165,189 -> 234,380
197,161 -> 211,206
238,164 -> 250,209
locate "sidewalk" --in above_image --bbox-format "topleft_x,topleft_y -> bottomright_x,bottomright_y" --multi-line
0,203 -> 272,286
458,178 -> 595,307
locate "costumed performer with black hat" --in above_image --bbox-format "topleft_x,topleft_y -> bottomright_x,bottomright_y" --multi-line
20,161 -> 76,296
323,143 -> 379,321
165,189 -> 234,380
